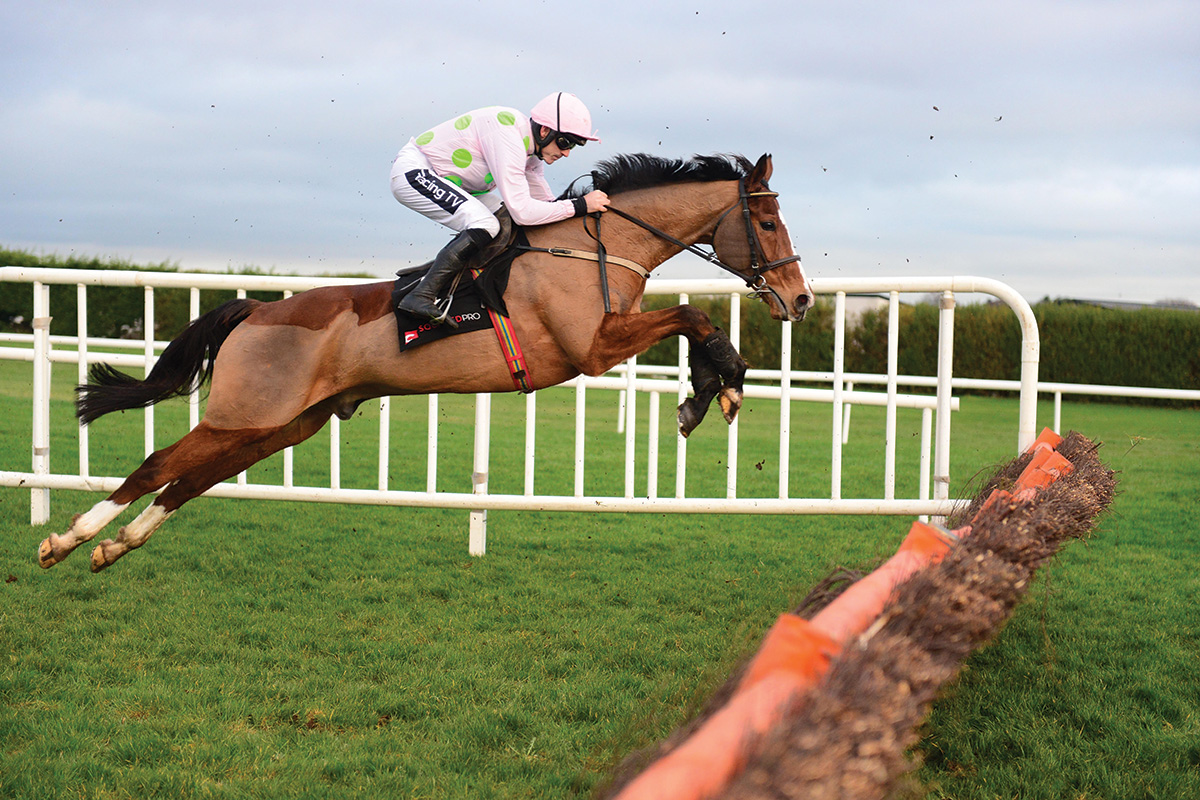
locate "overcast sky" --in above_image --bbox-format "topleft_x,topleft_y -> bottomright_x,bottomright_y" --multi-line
3,0 -> 1198,305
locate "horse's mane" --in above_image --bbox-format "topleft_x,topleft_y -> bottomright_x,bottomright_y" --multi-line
562,153 -> 754,198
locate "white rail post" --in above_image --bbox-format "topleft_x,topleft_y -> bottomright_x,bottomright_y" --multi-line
778,319 -> 792,499
675,293 -> 689,499
574,380 -> 586,498
31,282 -> 51,524
933,291 -> 956,520
884,291 -> 900,500
469,393 -> 491,556
726,292 -> 740,498
919,408 -> 933,523
279,290 -> 293,483
830,292 -> 846,500
329,416 -> 341,490
378,398 -> 390,491
143,286 -> 155,458
426,395 -> 440,493
77,283 -> 90,479
524,391 -> 537,496
647,391 -> 660,499
189,287 -> 202,431
624,355 -> 637,499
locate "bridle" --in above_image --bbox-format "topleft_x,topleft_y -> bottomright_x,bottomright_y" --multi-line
599,177 -> 801,311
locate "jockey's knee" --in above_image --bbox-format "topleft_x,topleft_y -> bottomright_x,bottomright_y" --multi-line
454,211 -> 501,239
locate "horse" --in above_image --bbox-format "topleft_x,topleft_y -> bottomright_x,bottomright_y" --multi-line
38,152 -> 813,573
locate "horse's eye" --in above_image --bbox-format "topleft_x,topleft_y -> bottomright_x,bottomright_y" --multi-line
760,220 -> 777,231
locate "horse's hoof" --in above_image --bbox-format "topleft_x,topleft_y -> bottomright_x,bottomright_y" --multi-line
38,534 -> 63,569
718,387 -> 743,424
90,540 -> 116,573
678,398 -> 708,438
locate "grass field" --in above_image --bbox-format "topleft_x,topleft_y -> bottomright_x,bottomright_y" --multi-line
2,354 -> 1198,799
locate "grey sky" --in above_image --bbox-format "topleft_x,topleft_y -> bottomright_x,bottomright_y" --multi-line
3,0 -> 1198,304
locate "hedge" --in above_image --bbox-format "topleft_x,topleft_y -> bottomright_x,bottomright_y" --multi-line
640,294 -> 1200,400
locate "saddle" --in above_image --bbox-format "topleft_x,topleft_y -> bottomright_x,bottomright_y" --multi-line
391,210 -> 525,353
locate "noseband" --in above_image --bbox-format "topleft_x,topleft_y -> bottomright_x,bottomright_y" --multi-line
603,178 -> 801,308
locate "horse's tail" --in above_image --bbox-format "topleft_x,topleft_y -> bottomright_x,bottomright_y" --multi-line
76,298 -> 261,425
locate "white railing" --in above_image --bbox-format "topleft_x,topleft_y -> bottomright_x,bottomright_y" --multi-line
1,267 -> 1041,554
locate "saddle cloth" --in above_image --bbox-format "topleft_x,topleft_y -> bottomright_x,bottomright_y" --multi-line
391,213 -> 524,353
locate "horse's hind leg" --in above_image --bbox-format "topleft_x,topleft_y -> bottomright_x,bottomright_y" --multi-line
37,439 -> 192,568
90,407 -> 332,572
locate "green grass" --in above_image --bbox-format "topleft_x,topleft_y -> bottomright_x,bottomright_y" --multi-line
1,355 -> 1198,799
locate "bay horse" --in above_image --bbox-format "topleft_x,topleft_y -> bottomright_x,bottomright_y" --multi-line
38,152 -> 813,572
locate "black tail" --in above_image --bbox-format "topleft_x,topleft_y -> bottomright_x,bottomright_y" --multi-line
76,298 -> 261,425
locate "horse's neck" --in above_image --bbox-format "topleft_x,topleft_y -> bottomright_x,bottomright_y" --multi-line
610,181 -> 740,266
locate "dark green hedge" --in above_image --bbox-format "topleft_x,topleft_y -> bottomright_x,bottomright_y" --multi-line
639,294 -> 1200,399
0,248 -> 354,339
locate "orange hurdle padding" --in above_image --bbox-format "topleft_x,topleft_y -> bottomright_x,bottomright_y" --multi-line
808,521 -> 955,644
1027,426 -> 1064,454
735,614 -> 841,695
1016,450 -> 1074,491
613,670 -> 809,800
977,488 -> 1014,517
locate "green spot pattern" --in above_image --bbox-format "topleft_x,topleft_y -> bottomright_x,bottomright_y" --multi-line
415,131 -> 434,146
451,149 -> 473,169
496,111 -> 516,126
454,114 -> 472,130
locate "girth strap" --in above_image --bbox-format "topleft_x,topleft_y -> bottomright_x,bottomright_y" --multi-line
469,266 -> 532,393
515,244 -> 650,280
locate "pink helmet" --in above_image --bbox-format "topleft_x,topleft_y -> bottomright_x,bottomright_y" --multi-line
530,92 -> 600,142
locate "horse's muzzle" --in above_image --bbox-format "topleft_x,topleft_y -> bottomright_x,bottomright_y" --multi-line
791,294 -> 812,322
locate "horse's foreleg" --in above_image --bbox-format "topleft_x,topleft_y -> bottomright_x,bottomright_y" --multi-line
679,338 -> 722,437
701,329 -> 747,425
584,307 -> 747,436
583,305 -> 718,371
678,329 -> 747,436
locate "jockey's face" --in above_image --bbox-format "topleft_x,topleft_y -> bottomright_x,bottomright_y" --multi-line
537,126 -> 570,164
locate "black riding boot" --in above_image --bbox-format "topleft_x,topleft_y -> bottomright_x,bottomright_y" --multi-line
398,228 -> 492,325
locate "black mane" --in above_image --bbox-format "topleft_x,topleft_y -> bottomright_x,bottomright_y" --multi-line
563,153 -> 754,198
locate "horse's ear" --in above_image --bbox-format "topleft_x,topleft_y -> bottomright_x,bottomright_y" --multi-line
750,153 -> 773,186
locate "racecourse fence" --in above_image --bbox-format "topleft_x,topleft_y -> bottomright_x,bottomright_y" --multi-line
1,268 -> 1043,554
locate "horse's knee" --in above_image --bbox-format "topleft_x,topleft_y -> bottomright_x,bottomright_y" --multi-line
703,329 -> 746,383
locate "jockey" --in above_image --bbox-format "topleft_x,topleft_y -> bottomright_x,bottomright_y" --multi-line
390,91 -> 611,323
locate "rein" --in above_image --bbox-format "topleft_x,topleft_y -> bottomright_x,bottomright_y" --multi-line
516,177 -> 801,314
604,178 -> 800,310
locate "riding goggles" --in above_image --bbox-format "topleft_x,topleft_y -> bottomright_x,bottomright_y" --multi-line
554,132 -> 587,151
